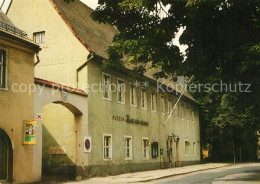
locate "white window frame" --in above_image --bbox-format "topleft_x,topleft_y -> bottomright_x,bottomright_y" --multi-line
181,105 -> 184,120
125,136 -> 133,160
151,92 -> 157,112
0,47 -> 8,90
117,78 -> 125,104
130,84 -> 137,107
161,95 -> 165,115
103,134 -> 112,160
184,140 -> 189,156
191,110 -> 195,123
141,89 -> 147,110
102,73 -> 112,101
33,31 -> 45,43
192,141 -> 196,156
174,102 -> 178,118
142,137 -> 149,159
186,107 -> 189,122
168,99 -> 172,115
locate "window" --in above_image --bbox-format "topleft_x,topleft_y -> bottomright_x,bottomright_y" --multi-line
117,78 -> 125,103
142,138 -> 149,159
168,99 -> 172,115
151,92 -> 156,111
174,102 -> 178,118
33,31 -> 45,43
125,136 -> 132,160
192,110 -> 195,122
103,134 -> 112,160
102,73 -> 111,100
130,85 -> 137,107
185,141 -> 189,156
193,142 -> 196,156
186,107 -> 189,121
181,105 -> 184,119
161,95 -> 165,114
151,142 -> 159,158
0,49 -> 6,89
141,89 -> 147,109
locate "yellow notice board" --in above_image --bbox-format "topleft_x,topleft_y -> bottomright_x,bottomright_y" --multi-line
23,120 -> 37,144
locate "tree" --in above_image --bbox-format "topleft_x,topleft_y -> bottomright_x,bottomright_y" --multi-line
67,0 -> 260,161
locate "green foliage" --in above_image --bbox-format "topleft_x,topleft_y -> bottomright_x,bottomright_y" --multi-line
66,0 -> 260,161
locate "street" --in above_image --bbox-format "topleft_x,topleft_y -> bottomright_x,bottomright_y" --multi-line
150,163 -> 260,184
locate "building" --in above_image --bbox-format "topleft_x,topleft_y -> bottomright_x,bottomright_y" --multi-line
7,0 -> 200,180
0,11 -> 40,183
257,131 -> 260,160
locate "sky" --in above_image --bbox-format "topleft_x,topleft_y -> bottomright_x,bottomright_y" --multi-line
80,0 -> 98,10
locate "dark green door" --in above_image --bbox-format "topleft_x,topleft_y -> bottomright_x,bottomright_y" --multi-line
0,132 -> 8,180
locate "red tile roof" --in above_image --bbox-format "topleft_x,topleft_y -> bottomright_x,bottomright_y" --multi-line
34,78 -> 88,97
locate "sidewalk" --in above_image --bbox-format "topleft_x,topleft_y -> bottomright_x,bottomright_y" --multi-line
66,163 -> 230,184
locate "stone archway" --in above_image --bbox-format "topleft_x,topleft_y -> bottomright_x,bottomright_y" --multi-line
0,128 -> 13,182
41,101 -> 83,179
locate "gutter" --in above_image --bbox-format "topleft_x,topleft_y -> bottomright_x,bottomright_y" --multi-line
76,53 -> 94,88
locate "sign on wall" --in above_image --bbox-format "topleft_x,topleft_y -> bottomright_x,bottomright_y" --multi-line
36,113 -> 42,120
23,120 -> 37,145
84,136 -> 91,152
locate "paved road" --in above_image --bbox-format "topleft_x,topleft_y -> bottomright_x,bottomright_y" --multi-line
149,163 -> 260,184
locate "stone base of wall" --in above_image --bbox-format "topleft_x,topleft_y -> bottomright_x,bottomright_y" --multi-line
180,160 -> 200,166
42,160 -> 200,180
83,160 -> 200,178
42,166 -> 76,179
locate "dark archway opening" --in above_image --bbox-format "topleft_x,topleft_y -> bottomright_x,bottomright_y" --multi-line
0,128 -> 13,182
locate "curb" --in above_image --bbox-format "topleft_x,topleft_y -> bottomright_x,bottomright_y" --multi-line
129,164 -> 232,183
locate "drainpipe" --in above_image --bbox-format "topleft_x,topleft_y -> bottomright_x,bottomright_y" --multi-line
76,53 -> 94,88
34,53 -> 40,66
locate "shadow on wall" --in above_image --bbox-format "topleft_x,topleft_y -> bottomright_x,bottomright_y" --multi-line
42,124 -> 76,179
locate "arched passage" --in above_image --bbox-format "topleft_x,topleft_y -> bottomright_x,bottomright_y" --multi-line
42,102 -> 83,178
0,128 -> 13,182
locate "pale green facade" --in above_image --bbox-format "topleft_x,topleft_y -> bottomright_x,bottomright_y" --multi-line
86,60 -> 200,175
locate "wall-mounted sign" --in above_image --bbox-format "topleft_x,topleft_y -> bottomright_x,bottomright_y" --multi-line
84,136 -> 91,152
23,120 -> 37,145
36,113 -> 42,120
112,115 -> 149,126
126,115 -> 149,126
112,115 -> 124,122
